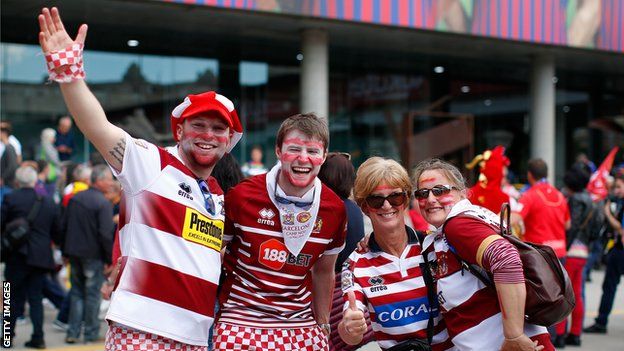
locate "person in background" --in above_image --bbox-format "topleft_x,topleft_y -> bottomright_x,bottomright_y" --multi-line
512,159 -> 571,261
584,173 -> 624,335
62,164 -> 91,207
55,115 -> 76,162
0,121 -> 23,163
339,157 -> 453,351
33,160 -> 51,197
1,123 -> 19,193
62,164 -> 115,344
38,128 -> 62,185
2,165 -> 62,349
413,158 -> 552,351
241,144 -> 268,177
554,165 -> 594,347
317,152 -> 374,351
212,152 -> 244,194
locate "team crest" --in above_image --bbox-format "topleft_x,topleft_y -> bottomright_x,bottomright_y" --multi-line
341,261 -> 354,290
297,211 -> 311,223
282,212 -> 295,225
312,218 -> 323,233
437,252 -> 449,276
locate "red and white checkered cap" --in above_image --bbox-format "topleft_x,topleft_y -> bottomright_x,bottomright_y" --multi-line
171,91 -> 243,152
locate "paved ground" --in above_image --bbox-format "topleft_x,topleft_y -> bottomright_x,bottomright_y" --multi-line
7,269 -> 624,350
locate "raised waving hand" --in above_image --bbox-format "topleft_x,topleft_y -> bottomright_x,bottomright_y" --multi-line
38,7 -> 87,54
36,7 -> 126,171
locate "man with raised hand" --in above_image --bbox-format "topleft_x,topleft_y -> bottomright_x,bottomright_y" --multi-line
214,114 -> 347,350
37,7 -> 242,350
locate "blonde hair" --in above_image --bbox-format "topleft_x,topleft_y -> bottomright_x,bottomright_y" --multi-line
354,157 -> 412,208
412,158 -> 467,190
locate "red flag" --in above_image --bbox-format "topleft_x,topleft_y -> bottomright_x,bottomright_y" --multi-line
587,147 -> 619,202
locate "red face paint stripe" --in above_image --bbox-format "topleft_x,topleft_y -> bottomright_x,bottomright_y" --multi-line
119,257 -> 217,317
282,138 -> 325,150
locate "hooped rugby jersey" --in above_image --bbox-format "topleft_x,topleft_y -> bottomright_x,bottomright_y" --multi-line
105,132 -> 224,346
219,174 -> 347,328
342,227 -> 455,351
422,199 -> 550,350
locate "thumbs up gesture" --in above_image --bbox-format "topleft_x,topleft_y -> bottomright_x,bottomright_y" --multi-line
342,291 -> 367,337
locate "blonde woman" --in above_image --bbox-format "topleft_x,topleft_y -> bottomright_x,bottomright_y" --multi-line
339,157 -> 454,351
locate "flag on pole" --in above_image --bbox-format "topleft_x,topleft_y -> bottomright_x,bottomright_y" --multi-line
587,146 -> 619,202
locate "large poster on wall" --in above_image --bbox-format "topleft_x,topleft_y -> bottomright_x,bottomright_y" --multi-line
158,0 -> 623,52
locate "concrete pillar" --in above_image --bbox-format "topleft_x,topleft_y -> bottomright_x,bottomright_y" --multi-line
300,29 -> 328,121
530,55 -> 556,183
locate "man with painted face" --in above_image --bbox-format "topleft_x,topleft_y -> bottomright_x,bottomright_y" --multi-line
36,7 -> 242,350
215,113 -> 347,350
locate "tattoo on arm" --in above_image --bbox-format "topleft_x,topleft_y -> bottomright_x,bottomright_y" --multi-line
108,137 -> 126,165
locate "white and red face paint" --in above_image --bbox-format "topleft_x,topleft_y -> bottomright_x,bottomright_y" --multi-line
276,130 -> 326,189
416,170 -> 462,228
178,115 -> 231,168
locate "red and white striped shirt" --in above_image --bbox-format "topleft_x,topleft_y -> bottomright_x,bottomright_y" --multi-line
342,227 -> 455,351
219,174 -> 346,328
422,199 -> 551,350
106,133 -> 224,346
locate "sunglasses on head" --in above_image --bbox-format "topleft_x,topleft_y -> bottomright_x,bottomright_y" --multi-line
365,191 -> 406,209
413,185 -> 458,200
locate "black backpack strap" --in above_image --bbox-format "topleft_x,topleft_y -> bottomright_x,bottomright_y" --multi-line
415,229 -> 436,344
447,243 -> 493,288
26,195 -> 43,223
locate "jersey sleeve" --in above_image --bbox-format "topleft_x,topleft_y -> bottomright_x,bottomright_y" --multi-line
341,254 -> 367,313
444,216 -> 503,267
110,132 -> 161,195
324,206 -> 347,255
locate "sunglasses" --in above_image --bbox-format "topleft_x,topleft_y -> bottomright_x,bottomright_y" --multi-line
365,191 -> 406,209
413,185 -> 458,200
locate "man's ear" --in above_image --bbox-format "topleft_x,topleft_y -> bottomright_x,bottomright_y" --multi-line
176,123 -> 184,141
275,145 -> 282,160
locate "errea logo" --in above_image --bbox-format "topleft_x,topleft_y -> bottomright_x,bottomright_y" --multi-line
258,208 -> 275,226
369,276 -> 388,293
178,182 -> 193,201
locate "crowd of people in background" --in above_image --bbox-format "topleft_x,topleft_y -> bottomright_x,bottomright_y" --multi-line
2,109 -> 622,350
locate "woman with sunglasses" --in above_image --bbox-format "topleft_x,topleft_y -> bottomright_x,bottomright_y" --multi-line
412,158 -> 553,351
338,157 -> 454,351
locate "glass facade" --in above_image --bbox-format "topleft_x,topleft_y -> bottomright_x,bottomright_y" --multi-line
2,39 -> 622,183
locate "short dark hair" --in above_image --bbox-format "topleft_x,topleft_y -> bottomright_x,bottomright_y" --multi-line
527,158 -> 548,180
318,153 -> 355,199
276,113 -> 329,150
564,163 -> 590,192
212,153 -> 244,194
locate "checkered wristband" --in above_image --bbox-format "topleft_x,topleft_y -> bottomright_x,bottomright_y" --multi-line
45,43 -> 85,83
